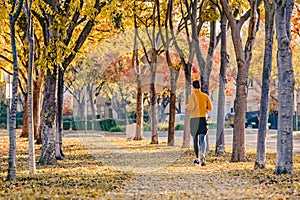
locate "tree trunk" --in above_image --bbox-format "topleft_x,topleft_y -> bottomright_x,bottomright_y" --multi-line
56,66 -> 64,160
20,94 -> 28,138
33,80 -> 42,140
215,12 -> 228,157
25,0 -> 36,174
255,0 -> 275,170
134,79 -> 143,140
200,21 -> 216,95
88,84 -> 96,130
33,84 -> 44,144
221,0 -> 261,162
77,101 -> 85,120
274,0 -> 294,175
38,68 -> 58,165
202,20 -> 217,153
182,63 -> 192,148
168,68 -> 178,146
132,16 -> 143,140
7,0 -> 23,180
150,67 -> 158,144
231,63 -> 249,162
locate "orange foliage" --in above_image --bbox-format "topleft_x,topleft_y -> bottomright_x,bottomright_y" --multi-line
63,95 -> 73,116
291,4 -> 300,49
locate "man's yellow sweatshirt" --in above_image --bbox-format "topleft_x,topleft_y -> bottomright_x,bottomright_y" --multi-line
186,89 -> 212,118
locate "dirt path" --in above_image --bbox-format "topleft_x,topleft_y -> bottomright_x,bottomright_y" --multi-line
86,137 -> 299,200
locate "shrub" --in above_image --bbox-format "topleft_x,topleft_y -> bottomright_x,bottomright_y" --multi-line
175,123 -> 184,130
208,122 -> 216,129
97,119 -> 117,131
158,122 -> 169,131
63,121 -> 71,130
109,126 -> 125,132
0,123 -> 6,129
143,124 -> 151,131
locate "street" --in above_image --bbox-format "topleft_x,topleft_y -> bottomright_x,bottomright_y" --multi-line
141,128 -> 300,154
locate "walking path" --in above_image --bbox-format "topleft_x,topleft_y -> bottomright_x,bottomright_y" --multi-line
71,129 -> 300,199
1,129 -> 299,199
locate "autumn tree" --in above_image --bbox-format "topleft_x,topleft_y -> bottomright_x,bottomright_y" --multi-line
34,0 -> 106,165
255,0 -> 275,170
0,3 -> 44,141
156,0 -> 181,146
24,0 -> 36,174
132,9 -> 143,140
7,0 -> 23,181
220,0 -> 262,162
274,0 -> 295,175
215,10 -> 228,156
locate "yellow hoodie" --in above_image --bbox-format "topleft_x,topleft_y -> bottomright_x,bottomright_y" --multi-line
187,89 -> 212,118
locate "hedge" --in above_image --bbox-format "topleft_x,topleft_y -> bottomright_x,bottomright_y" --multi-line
63,118 -> 128,131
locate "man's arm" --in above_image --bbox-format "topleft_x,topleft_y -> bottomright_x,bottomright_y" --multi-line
186,94 -> 195,111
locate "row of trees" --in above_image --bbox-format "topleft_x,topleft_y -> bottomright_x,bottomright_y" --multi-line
128,0 -> 297,175
1,0 -> 299,181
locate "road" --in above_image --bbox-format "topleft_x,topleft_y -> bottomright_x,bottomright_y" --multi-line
4,127 -> 294,154
141,128 -> 300,154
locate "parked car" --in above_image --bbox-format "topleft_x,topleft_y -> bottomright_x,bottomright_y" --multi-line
225,111 -> 260,128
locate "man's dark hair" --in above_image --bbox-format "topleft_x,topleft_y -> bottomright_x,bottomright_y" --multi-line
192,80 -> 200,89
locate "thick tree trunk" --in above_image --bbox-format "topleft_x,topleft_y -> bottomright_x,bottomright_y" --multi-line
255,0 -> 275,170
221,0 -> 261,162
274,0 -> 294,175
231,63 -> 249,162
38,68 -> 58,165
215,12 -> 228,157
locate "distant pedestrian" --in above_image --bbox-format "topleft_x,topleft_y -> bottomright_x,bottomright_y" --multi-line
186,80 -> 212,166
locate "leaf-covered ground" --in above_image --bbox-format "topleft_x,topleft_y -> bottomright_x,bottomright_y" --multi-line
1,135 -> 300,199
0,136 -> 130,199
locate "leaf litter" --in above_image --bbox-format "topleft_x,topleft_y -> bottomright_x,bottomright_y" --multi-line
0,136 -> 299,199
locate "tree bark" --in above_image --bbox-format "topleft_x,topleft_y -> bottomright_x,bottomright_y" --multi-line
25,0 -> 36,174
20,94 -> 28,138
88,84 -> 96,130
132,14 -> 143,140
56,66 -> 64,160
134,82 -> 143,140
7,0 -> 23,181
168,68 -> 178,146
215,12 -> 228,157
38,68 -> 58,165
255,0 -> 275,170
274,0 -> 294,175
150,66 -> 158,144
182,64 -> 192,148
33,79 -> 42,140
